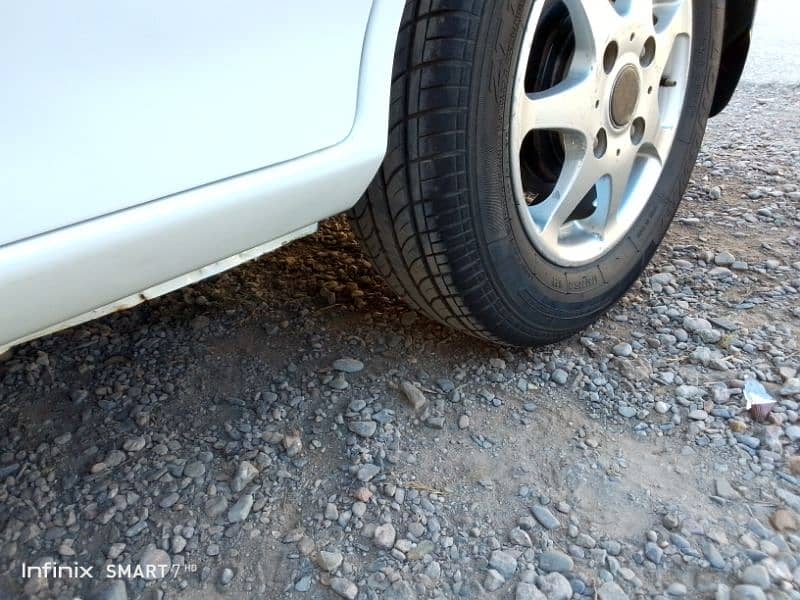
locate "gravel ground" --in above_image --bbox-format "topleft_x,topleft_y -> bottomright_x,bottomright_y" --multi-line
2,51 -> 800,600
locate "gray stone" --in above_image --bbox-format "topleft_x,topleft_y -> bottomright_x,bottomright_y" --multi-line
316,550 -> 343,572
613,343 -> 633,357
551,369 -> 569,385
184,460 -> 205,478
330,577 -> 358,600
295,575 -> 312,592
489,550 -> 518,579
138,547 -> 171,580
400,381 -> 427,410
158,493 -> 179,508
731,585 -> 767,600
538,551 -> 573,573
531,506 -> 560,530
357,463 -> 380,482
536,572 -> 571,600
231,460 -> 259,492
484,569 -> 505,592
516,582 -> 547,600
740,565 -> 770,589
333,358 -> 364,373
598,582 -> 630,600
374,523 -> 396,549
645,542 -> 663,564
227,494 -> 254,523
88,579 -> 127,600
715,478 -> 739,500
220,567 -> 234,585
348,420 -> 377,438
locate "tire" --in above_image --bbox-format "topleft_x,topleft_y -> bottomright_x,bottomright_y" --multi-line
350,0 -> 724,346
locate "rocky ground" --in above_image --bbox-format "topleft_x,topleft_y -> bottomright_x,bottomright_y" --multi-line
1,81 -> 800,600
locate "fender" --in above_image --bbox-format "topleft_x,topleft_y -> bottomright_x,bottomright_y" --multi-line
711,0 -> 757,116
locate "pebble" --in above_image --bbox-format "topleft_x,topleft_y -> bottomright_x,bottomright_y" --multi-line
489,550 -> 518,579
538,551 -> 573,573
330,577 -> 358,600
137,548 -> 171,580
731,585 -> 767,600
531,506 -> 560,530
551,369 -> 569,385
227,494 -> 254,523
399,381 -> 427,410
597,581 -> 630,600
333,358 -> 364,373
374,523 -> 396,549
316,550 -> 343,572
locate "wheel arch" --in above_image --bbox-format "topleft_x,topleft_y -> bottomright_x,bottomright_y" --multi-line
710,0 -> 757,116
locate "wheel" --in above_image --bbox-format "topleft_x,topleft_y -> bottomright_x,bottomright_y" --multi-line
351,0 -> 724,346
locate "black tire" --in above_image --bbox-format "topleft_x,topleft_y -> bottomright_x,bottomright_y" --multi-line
350,0 -> 724,346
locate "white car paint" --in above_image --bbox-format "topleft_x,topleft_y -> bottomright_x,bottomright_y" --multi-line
0,0 -> 406,354
0,1 -> 372,245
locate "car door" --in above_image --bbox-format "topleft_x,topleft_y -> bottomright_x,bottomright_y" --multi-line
0,0 -> 373,246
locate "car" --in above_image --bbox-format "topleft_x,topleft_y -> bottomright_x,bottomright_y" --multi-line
0,0 -> 756,352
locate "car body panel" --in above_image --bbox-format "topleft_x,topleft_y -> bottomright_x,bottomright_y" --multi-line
0,0 -> 406,354
711,0 -> 757,116
0,1 -> 372,246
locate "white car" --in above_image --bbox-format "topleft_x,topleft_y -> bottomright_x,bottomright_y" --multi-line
0,0 -> 755,351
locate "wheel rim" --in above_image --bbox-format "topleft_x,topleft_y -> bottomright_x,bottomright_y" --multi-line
510,0 -> 693,267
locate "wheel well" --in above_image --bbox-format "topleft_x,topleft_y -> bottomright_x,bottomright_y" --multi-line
710,0 -> 757,116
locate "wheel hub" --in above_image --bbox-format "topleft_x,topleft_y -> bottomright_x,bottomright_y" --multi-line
510,0 -> 693,267
610,65 -> 640,128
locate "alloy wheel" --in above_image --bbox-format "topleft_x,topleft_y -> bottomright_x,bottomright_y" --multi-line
510,0 -> 693,267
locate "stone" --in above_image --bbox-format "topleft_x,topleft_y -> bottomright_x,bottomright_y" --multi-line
655,401 -> 671,414
484,569 -> 505,592
645,542 -> 663,564
531,506 -> 560,530
348,420 -> 377,438
231,461 -> 259,492
122,436 -> 146,453
400,381 -> 427,410
683,317 -> 713,333
509,527 -> 532,547
489,550 -> 518,579
598,581 -> 630,600
689,410 -> 709,421
138,548 -> 171,580
551,369 -> 569,385
740,565 -> 770,589
158,492 -> 179,508
227,494 -> 254,523
770,509 -> 799,532
537,572 -> 572,600
88,579 -> 127,600
295,575 -> 312,592
374,523 -> 396,549
357,463 -> 380,482
220,567 -> 234,585
516,582 -> 547,600
715,478 -> 739,500
613,343 -> 633,357
330,577 -> 358,600
731,585 -> 767,600
184,460 -> 205,478
333,358 -> 364,373
316,550 -> 343,572
538,551 -> 573,573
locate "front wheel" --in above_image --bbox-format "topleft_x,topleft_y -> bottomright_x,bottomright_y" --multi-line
351,0 -> 724,346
